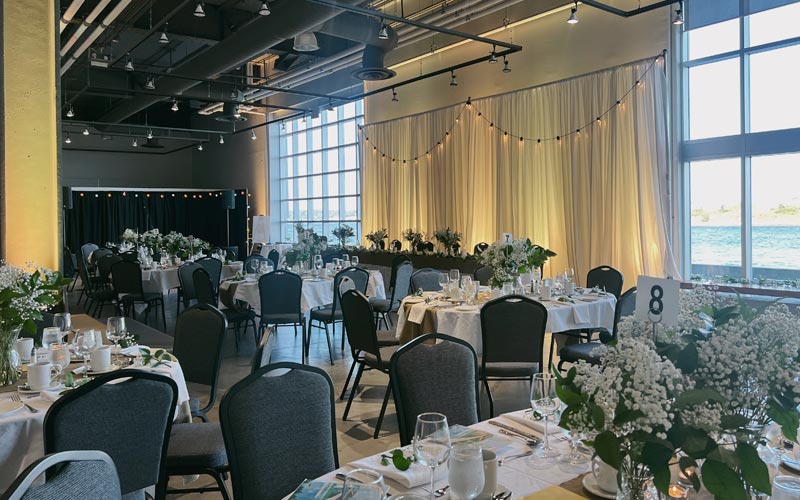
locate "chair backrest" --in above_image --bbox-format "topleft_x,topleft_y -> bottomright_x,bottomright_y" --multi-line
586,265 -> 624,298
480,295 -> 548,366
390,334 -> 480,446
192,267 -> 217,305
244,254 -> 268,274
75,254 -> 94,291
389,254 -> 412,291
2,450 -> 122,500
173,303 -> 227,400
473,242 -> 489,255
390,239 -> 402,251
80,243 -> 99,263
119,251 -> 139,262
196,257 -> 223,290
340,290 -> 381,359
611,287 -> 638,338
267,249 -> 280,270
43,370 -> 177,498
332,267 -> 369,315
474,265 -> 494,286
96,255 -> 123,281
110,260 -> 144,296
63,247 -> 78,275
178,262 -> 202,304
322,248 -> 344,264
251,327 -> 276,373
390,260 -> 414,303
220,363 -> 338,500
224,246 -> 239,261
258,270 -> 302,320
91,248 -> 113,263
410,268 -> 443,293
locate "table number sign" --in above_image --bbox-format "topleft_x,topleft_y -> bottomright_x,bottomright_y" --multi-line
501,233 -> 513,244
635,275 -> 680,326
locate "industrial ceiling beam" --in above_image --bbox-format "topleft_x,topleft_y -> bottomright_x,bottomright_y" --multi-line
63,119 -> 233,135
580,0 -> 681,17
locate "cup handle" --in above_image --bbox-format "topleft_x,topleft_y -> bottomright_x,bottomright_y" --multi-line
592,459 -> 600,481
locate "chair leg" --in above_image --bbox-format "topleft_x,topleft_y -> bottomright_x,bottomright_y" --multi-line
160,298 -> 167,330
340,321 -> 348,352
547,334 -> 557,373
557,360 -> 565,372
483,377 -> 494,418
340,355 -> 358,400
374,383 -> 392,439
323,323 -> 334,365
343,362 -> 365,421
213,470 -> 232,500
233,323 -> 240,352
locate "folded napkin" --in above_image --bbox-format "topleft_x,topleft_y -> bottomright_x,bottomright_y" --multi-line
501,410 -> 562,435
38,390 -> 62,402
572,305 -> 590,324
120,345 -> 148,356
408,301 -> 432,324
522,486 -> 585,500
350,452 -> 447,489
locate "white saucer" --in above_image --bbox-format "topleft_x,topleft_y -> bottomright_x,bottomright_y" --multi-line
0,400 -> 24,417
87,365 -> 120,376
582,475 -> 616,499
17,381 -> 64,394
783,457 -> 800,474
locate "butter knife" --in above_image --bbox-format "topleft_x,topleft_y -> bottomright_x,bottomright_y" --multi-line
488,420 -> 542,443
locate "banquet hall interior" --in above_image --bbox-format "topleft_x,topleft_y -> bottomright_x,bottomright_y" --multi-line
2,0 -> 800,499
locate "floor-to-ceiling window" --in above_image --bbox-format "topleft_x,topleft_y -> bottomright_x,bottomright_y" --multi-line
681,0 -> 800,283
275,100 -> 363,243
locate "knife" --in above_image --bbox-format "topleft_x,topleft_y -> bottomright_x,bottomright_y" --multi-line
488,420 -> 542,442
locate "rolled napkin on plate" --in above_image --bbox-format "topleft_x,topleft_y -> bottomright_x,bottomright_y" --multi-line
349,451 -> 447,489
500,410 -> 562,435
120,345 -> 149,356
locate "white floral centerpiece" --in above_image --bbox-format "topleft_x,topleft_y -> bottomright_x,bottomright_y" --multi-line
478,238 -> 556,288
139,229 -> 162,253
121,228 -> 138,244
285,225 -> 326,268
556,286 -> 800,500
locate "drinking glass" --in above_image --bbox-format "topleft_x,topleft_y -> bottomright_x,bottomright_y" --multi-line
413,413 -> 451,500
342,469 -> 386,500
73,329 -> 97,379
314,255 -> 323,271
448,444 -> 484,500
49,344 -> 71,384
437,273 -> 449,292
460,275 -> 473,290
530,373 -> 560,459
449,269 -> 460,284
564,267 -> 576,284
352,256 -> 360,267
332,258 -> 341,269
560,428 -> 589,465
53,312 -> 72,334
42,327 -> 62,349
106,316 -> 127,362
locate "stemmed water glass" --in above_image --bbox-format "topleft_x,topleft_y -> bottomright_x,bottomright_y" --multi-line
564,267 -> 576,284
437,273 -> 449,293
106,316 -> 127,364
414,413 -> 451,500
342,469 -> 387,500
448,444 -> 485,500
449,269 -> 461,285
351,256 -> 360,267
49,344 -> 71,384
530,373 -> 560,460
73,329 -> 97,379
461,276 -> 474,304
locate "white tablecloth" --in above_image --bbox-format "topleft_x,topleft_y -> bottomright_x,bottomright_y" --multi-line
140,261 -> 243,294
218,270 -> 386,314
396,292 -> 616,356
0,359 -> 191,491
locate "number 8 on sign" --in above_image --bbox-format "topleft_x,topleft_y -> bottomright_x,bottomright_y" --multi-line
649,285 -> 664,321
635,276 -> 679,326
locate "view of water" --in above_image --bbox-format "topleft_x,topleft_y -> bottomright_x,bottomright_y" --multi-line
691,226 -> 800,272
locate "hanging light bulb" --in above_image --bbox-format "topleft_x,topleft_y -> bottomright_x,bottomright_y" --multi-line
194,1 -> 206,17
450,71 -> 458,87
391,88 -> 398,102
65,133 -> 72,144
82,127 -> 90,136
197,143 -> 204,151
378,19 -> 389,40
144,75 -> 155,90
258,2 -> 271,16
673,2 -> 684,25
502,57 -> 511,73
567,3 -> 579,24
66,105 -> 75,118
147,129 -> 153,139
251,129 -> 257,140
159,30 -> 169,44
132,137 -> 138,147
488,46 -> 498,64
171,99 -> 179,112
124,55 -> 134,71
219,135 -> 224,144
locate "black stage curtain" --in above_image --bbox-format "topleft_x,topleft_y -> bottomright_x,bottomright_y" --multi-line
64,189 -> 249,258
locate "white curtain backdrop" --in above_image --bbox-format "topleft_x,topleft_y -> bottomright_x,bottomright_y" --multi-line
361,56 -> 679,284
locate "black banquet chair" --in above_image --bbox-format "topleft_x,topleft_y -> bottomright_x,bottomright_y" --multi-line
251,327 -> 277,373
267,249 -> 280,270
258,270 -> 306,356
176,261 -> 202,316
220,363 -> 339,500
111,260 -> 167,329
371,259 -> 413,329
1,450 -> 122,500
390,239 -> 402,251
473,265 -> 494,286
309,266 -> 369,362
390,333 -> 480,446
473,242 -> 489,255
586,265 -> 624,298
196,256 -> 223,293
479,295 -> 548,417
410,268 -> 443,293
43,370 -> 178,500
195,268 -> 258,351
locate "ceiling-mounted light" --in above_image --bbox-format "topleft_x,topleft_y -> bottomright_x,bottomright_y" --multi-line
673,2 -> 684,25
82,127 -> 90,136
449,71 -> 458,87
293,31 -> 319,52
124,55 -> 134,71
144,75 -> 155,90
258,1 -> 271,16
65,133 -> 72,144
171,99 -> 179,112
132,137 -> 138,147
197,143 -> 204,151
194,1 -> 206,17
391,88 -> 398,102
503,56 -> 511,73
378,19 -> 389,40
251,129 -> 257,140
219,135 -> 224,144
66,105 -> 75,118
147,129 -> 153,139
159,30 -> 169,44
489,46 -> 498,64
233,105 -> 242,119
302,115 -> 307,123
567,3 -> 579,24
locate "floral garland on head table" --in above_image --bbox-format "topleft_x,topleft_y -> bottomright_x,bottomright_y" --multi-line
120,228 -> 210,258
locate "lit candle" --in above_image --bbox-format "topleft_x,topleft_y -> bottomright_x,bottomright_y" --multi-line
678,466 -> 695,486
668,484 -> 688,499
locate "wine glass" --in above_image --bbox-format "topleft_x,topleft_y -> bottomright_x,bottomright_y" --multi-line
530,373 -> 560,460
342,469 -> 386,500
560,427 -> 590,465
564,267 -> 576,284
448,444 -> 485,500
106,316 -> 127,363
72,329 -> 97,379
413,412 -> 451,500
351,255 -> 360,267
42,327 -> 62,349
437,273 -> 449,292
449,269 -> 460,285
53,312 -> 72,335
49,344 -> 71,384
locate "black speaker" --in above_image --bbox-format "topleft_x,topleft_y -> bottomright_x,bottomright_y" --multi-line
62,186 -> 73,210
222,190 -> 235,210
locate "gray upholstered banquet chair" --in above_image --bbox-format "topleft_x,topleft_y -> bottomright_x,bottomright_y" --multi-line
340,289 -> 398,439
387,254 -> 412,292
1,450 -> 122,500
309,266 -> 369,362
390,333 -> 480,446
220,362 -> 338,500
43,370 -> 178,500
410,268 -> 443,293
371,260 -> 413,329
111,260 -> 166,328
473,265 -> 494,286
479,295 -> 548,417
80,242 -> 99,266
586,265 -> 624,298
176,261 -> 202,316
267,249 -> 280,269
257,270 -> 306,357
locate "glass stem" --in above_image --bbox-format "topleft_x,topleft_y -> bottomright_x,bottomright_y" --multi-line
83,355 -> 89,379
429,466 -> 436,500
543,415 -> 550,449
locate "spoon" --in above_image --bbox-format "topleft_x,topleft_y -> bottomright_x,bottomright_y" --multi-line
498,429 -> 541,447
433,485 -> 450,497
493,491 -> 512,500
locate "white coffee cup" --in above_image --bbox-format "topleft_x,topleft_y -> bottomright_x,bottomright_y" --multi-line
477,449 -> 498,500
28,361 -> 58,391
90,346 -> 112,372
592,457 -> 618,494
565,281 -> 575,296
540,285 -> 552,301
14,337 -> 34,364
320,268 -> 329,279
543,278 -> 554,287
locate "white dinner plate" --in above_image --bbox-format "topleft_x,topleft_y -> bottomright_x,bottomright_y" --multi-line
582,475 -> 616,499
17,380 -> 64,395
86,365 -> 120,376
0,400 -> 24,418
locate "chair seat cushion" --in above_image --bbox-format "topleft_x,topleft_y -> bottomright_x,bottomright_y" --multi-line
119,292 -> 162,303
362,345 -> 400,369
93,288 -> 117,300
377,330 -> 399,346
369,298 -> 398,313
559,342 -> 605,365
223,308 -> 256,323
166,422 -> 228,469
261,313 -> 301,325
479,359 -> 539,377
310,306 -> 342,322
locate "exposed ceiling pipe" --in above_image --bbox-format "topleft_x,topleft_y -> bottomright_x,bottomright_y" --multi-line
394,0 -> 491,37
60,0 -> 87,33
61,0 -> 134,75
399,0 -> 520,48
581,0 -> 680,17
60,0 -> 112,57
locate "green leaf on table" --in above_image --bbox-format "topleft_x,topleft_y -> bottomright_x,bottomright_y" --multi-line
593,431 -> 621,469
391,449 -> 413,471
589,403 -> 605,429
641,442 -> 674,493
555,382 -> 583,407
768,399 -> 800,443
736,443 -> 772,495
702,459 -> 748,500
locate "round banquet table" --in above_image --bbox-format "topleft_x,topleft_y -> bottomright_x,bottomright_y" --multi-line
395,290 -> 616,356
218,269 -> 386,314
140,261 -> 243,294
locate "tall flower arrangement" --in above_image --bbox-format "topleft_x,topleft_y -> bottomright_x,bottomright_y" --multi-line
365,228 -> 388,250
285,226 -> 326,267
433,227 -> 462,255
478,238 -> 556,287
402,228 -> 424,252
332,224 -> 355,248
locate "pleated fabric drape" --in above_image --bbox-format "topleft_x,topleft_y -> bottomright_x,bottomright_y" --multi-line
361,56 -> 678,284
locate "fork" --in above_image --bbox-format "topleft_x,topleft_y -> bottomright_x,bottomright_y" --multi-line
11,394 -> 39,413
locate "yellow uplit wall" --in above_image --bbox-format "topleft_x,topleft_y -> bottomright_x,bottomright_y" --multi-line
2,0 -> 60,269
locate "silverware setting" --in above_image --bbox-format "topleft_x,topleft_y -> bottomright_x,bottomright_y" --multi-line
497,429 -> 541,447
488,421 -> 542,443
498,451 -> 533,466
433,485 -> 450,497
11,393 -> 39,413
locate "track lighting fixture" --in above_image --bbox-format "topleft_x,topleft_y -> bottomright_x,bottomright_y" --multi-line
391,88 -> 398,102
159,24 -> 170,44
194,1 -> 206,17
293,32 -> 319,52
171,99 -> 179,112
450,71 -> 458,87
66,105 -> 75,118
132,137 -> 138,147
567,2 -> 579,24
65,133 -> 71,144
503,57 -> 511,73
251,129 -> 257,140
258,2 -> 271,16
144,75 -> 155,90
147,129 -> 153,139
82,127 -> 90,136
378,19 -> 389,40
219,135 -> 224,144
197,143 -> 204,151
673,2 -> 684,25
489,46 -> 498,64
124,56 -> 134,71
